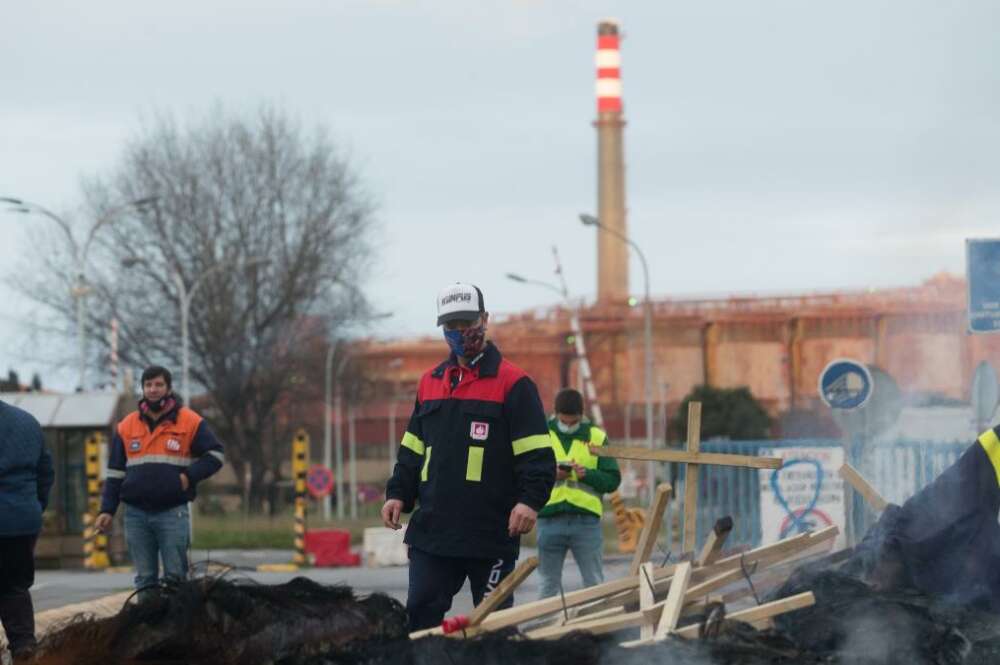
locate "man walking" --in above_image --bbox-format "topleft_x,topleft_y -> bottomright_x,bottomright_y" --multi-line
0,398 -> 53,662
381,283 -> 555,631
95,365 -> 224,591
536,388 -> 620,598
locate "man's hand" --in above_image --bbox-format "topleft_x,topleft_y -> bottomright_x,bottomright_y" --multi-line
556,465 -> 571,481
571,462 -> 587,480
508,503 -> 537,537
179,474 -> 190,491
94,513 -> 113,534
381,499 -> 404,530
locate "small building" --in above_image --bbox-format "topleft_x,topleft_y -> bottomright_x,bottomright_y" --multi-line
0,391 -> 129,568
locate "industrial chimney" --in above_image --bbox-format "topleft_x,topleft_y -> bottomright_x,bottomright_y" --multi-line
594,19 -> 629,304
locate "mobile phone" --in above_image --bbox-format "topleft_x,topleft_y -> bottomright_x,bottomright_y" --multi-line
558,463 -> 572,472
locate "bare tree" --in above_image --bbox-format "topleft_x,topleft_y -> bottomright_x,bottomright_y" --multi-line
16,105 -> 378,509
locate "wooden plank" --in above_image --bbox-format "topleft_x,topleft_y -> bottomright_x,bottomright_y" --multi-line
433,561 -> 680,637
696,526 -> 837,580
467,556 -> 538,626
525,608 -> 648,640
696,516 -> 733,567
639,562 -> 656,640
583,526 -> 837,622
410,527 -> 838,640
674,591 -> 815,638
839,463 -> 889,513
655,561 -> 692,637
628,483 -> 673,575
593,447 -> 783,470
622,592 -> 816,647
683,402 -> 702,554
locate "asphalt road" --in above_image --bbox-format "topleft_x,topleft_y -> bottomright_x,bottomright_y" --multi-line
34,548 -> 638,614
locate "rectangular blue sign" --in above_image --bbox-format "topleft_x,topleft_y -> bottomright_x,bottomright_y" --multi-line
967,238 -> 1000,334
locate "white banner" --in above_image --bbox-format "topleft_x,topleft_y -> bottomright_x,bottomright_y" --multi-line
758,446 -> 846,550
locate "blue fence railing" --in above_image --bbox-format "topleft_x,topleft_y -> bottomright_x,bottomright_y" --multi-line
658,438 -> 969,553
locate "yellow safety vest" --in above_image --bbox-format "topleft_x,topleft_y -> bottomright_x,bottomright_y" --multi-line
544,426 -> 607,517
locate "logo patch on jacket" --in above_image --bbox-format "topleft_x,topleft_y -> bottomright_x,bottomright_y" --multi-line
129,439 -> 141,452
166,438 -> 181,452
470,421 -> 489,441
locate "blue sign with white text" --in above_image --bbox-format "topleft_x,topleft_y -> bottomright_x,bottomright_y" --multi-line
967,238 -> 1000,334
818,359 -> 873,410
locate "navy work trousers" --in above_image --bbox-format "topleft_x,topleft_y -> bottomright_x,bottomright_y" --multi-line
406,546 -> 515,631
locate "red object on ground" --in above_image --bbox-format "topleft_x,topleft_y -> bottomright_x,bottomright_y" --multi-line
303,529 -> 360,567
441,615 -> 470,634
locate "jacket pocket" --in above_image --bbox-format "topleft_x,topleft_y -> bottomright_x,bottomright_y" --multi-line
461,401 -> 504,443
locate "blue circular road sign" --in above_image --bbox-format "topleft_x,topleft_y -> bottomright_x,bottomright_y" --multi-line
818,359 -> 873,410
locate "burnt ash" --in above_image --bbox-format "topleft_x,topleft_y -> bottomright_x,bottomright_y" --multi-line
32,566 -> 1000,665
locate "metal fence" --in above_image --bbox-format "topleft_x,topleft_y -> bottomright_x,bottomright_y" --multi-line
660,438 -> 969,553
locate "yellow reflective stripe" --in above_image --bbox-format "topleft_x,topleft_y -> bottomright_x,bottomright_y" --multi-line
513,434 -> 551,456
590,427 -> 607,446
466,446 -> 484,482
401,432 -> 425,456
979,429 -> 1000,487
421,446 -> 432,482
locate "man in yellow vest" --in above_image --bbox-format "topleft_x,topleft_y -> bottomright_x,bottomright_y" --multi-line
536,388 -> 621,598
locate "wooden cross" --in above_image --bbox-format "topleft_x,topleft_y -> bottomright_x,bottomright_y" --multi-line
591,401 -> 783,555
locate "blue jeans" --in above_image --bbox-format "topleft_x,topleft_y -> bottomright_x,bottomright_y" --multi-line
536,513 -> 604,598
124,503 -> 190,591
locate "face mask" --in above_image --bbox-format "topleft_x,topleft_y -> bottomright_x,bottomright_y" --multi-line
140,393 -> 173,413
443,321 -> 487,359
557,420 -> 581,435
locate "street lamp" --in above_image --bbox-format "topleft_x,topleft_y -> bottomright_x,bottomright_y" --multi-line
579,212 -> 656,496
506,247 -> 606,430
1,195 -> 158,390
386,358 -> 404,477
323,311 -> 393,520
121,255 -> 270,403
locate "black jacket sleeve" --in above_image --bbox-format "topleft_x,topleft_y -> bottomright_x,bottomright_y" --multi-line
100,432 -> 127,515
504,376 -> 556,511
186,420 -> 225,484
386,396 -> 425,513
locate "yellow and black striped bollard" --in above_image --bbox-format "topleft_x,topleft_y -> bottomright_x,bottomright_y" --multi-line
292,429 -> 310,566
83,432 -> 110,569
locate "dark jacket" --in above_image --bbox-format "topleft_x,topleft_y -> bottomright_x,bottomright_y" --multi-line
386,342 -> 556,559
0,401 -> 54,536
850,425 -> 1000,609
100,401 -> 224,514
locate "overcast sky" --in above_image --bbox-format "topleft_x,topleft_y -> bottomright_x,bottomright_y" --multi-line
2,0 -> 999,390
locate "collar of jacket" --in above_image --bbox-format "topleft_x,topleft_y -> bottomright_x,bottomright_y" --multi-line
547,416 -> 594,447
431,341 -> 501,379
141,402 -> 182,430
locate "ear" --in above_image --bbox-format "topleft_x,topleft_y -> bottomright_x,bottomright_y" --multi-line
482,312 -> 490,328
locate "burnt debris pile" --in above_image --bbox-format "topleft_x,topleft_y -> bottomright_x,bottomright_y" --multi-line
34,576 -> 408,665
31,567 -> 1000,665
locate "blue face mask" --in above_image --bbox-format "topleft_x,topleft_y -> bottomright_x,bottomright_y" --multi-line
444,329 -> 466,357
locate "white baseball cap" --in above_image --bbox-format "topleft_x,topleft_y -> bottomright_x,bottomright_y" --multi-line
436,283 -> 485,326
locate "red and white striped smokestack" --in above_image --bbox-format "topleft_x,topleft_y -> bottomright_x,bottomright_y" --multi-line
594,19 -> 629,304
595,22 -> 623,114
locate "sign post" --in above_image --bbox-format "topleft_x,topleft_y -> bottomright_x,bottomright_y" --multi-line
967,238 -> 1000,334
818,358 -> 873,546
972,361 -> 999,433
292,429 -> 310,566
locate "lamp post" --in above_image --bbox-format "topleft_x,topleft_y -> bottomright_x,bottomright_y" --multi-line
323,312 -> 393,521
122,256 -> 270,403
506,245 -> 605,429
579,212 -> 656,496
2,196 -> 157,390
386,358 -> 404,477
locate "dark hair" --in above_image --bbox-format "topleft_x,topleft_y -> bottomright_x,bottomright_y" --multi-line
141,365 -> 173,388
554,388 -> 584,416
